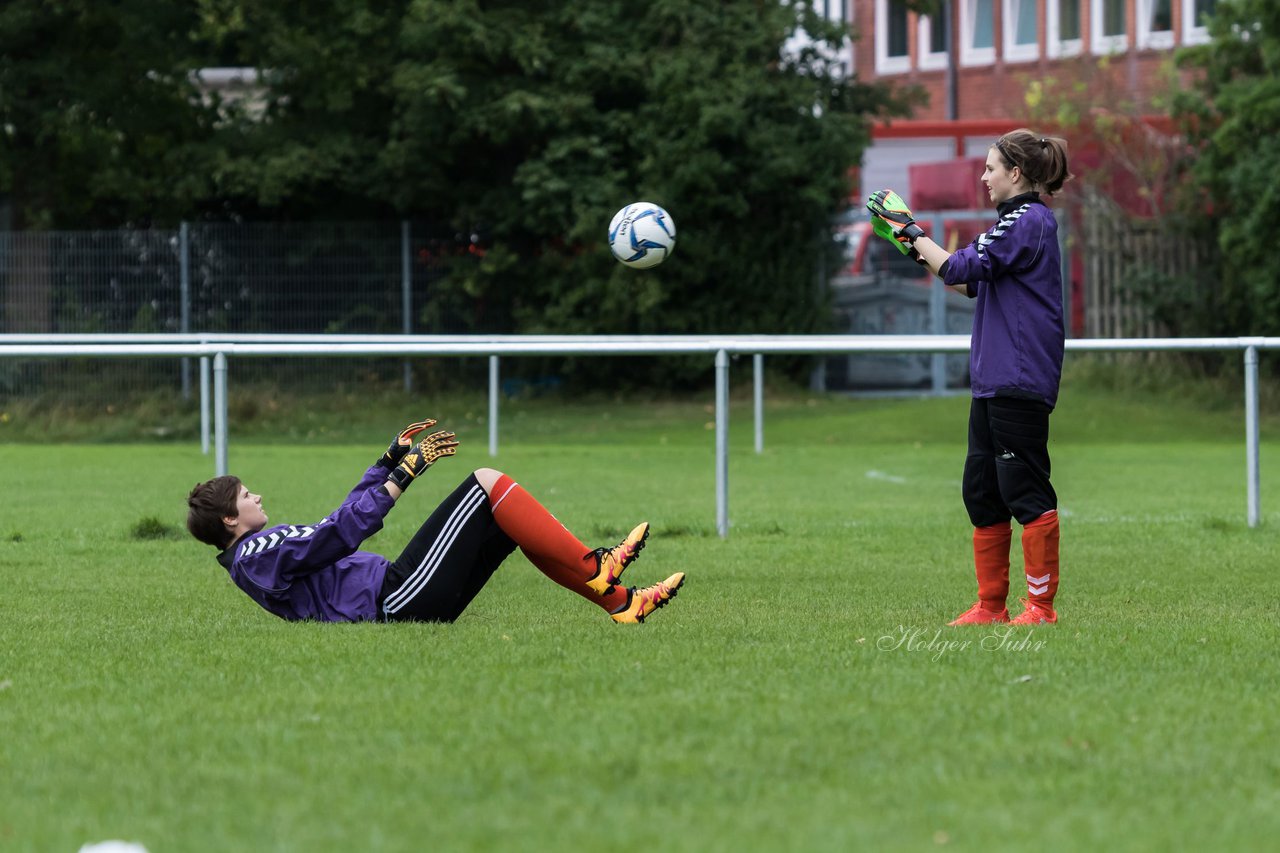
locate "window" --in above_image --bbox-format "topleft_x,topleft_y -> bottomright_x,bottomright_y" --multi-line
1003,0 -> 1040,62
875,0 -> 911,74
918,11 -> 950,71
1182,0 -> 1216,44
782,2 -> 854,79
1091,0 -> 1128,54
961,0 -> 996,66
1047,0 -> 1083,57
1138,0 -> 1174,48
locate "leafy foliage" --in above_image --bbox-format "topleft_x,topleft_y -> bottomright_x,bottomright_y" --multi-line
0,1 -> 223,228
1,1 -> 918,384
1173,0 -> 1280,336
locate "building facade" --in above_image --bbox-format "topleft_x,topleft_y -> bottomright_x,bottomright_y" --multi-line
849,0 -> 1215,199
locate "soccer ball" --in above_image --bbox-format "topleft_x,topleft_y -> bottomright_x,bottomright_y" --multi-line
608,202 -> 676,269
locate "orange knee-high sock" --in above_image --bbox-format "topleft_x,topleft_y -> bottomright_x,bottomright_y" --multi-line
1021,510 -> 1060,606
489,474 -> 603,589
973,521 -> 1012,610
521,549 -> 627,612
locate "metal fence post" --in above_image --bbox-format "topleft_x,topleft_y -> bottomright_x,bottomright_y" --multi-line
489,355 -> 499,458
200,354 -> 210,455
214,352 -> 228,476
180,222 -> 191,400
401,220 -> 413,393
716,349 -> 730,538
753,353 -> 764,454
1245,344 -> 1261,527
930,214 -> 946,394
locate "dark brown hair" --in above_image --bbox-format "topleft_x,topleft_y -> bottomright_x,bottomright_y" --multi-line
187,475 -> 242,549
993,128 -> 1073,195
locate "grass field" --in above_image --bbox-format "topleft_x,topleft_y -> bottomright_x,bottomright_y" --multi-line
2,377 -> 1278,851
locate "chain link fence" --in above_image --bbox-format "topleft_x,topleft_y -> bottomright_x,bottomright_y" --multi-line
0,223 -> 472,400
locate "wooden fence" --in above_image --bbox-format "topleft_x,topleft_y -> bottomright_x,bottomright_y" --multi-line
1081,193 -> 1204,339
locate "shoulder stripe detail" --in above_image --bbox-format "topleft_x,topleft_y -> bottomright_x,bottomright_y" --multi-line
975,203 -> 1030,260
238,521 -> 325,558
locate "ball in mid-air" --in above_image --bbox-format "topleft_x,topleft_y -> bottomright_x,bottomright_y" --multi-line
608,202 -> 676,269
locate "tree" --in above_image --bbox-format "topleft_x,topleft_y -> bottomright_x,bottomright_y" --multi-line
0,0 -> 222,229
1,1 -> 919,377
204,0 -> 918,380
1173,0 -> 1280,336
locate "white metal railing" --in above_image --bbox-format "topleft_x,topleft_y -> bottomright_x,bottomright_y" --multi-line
2,334 -> 1276,534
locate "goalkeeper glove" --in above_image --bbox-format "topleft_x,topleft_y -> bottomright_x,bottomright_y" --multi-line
870,218 -> 927,265
871,218 -> 911,256
379,419 -> 438,469
386,430 -> 460,491
867,189 -> 925,247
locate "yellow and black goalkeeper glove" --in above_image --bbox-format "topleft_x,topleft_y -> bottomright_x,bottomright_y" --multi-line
379,419 -> 438,469
386,430 -> 460,491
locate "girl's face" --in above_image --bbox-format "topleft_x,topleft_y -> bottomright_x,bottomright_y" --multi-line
230,485 -> 268,533
983,148 -> 1026,205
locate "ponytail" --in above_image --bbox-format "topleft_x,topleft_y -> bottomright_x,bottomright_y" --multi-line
994,129 -> 1074,196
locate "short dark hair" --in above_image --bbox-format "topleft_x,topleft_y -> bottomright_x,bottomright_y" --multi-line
187,476 -> 242,549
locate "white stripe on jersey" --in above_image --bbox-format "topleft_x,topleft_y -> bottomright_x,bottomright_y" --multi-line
381,485 -> 487,615
238,523 -> 322,558
975,203 -> 1029,261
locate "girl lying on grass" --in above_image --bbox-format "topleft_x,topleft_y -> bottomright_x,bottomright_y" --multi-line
185,419 -> 684,625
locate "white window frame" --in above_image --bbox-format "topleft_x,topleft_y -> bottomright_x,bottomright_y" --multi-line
1090,0 -> 1129,55
1181,0 -> 1213,45
875,0 -> 912,75
1046,0 -> 1084,57
1002,0 -> 1041,62
1137,0 -> 1175,49
961,0 -> 997,67
917,13 -> 949,71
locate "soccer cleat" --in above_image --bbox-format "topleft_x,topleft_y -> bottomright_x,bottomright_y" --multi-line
1009,598 -> 1057,625
948,601 -> 1010,626
610,572 -> 686,624
585,522 -> 650,596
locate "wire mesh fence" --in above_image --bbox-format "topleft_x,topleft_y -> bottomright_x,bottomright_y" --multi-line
0,222 -> 471,400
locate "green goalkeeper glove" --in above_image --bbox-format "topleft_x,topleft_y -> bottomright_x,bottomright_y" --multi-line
867,189 -> 925,248
386,430 -> 460,491
379,419 -> 438,469
871,218 -> 911,256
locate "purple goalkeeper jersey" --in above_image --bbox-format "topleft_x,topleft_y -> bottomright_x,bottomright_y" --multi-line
942,192 -> 1065,409
215,465 -> 395,622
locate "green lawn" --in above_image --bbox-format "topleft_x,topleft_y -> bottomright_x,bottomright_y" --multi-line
1,383 -> 1278,851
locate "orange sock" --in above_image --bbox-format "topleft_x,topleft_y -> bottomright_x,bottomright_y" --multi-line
489,475 -> 611,605
522,549 -> 627,611
973,521 -> 1012,610
1021,510 -> 1060,607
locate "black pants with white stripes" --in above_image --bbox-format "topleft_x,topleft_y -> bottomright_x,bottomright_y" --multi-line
963,396 -> 1056,528
378,474 -> 516,622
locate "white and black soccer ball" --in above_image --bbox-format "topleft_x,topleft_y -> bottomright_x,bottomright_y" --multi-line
608,202 -> 676,269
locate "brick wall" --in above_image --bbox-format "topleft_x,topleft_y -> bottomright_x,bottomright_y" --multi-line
855,0 -> 1196,122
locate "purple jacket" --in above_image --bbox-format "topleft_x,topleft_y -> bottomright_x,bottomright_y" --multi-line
942,193 -> 1065,408
215,465 -> 395,622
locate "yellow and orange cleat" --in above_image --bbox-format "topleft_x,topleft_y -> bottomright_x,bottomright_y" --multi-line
947,601 -> 1011,626
610,572 -> 686,624
585,522 -> 650,596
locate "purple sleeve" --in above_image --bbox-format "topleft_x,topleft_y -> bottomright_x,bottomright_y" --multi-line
341,464 -> 390,508
942,207 -> 1045,289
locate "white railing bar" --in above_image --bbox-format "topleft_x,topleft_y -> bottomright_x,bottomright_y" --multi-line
1,335 -> 1271,532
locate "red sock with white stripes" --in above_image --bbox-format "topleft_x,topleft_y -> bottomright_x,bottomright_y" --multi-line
1021,510 -> 1060,607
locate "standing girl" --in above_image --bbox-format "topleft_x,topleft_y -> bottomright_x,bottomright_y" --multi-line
868,128 -> 1072,625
